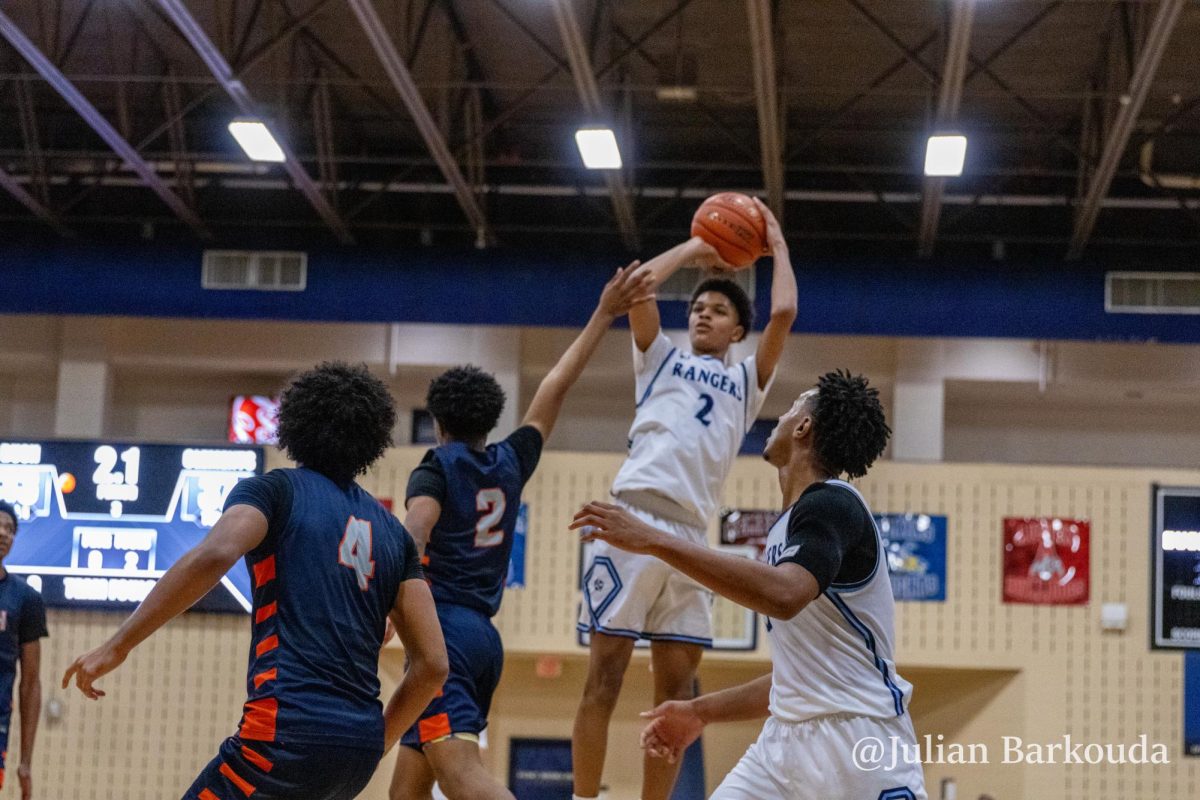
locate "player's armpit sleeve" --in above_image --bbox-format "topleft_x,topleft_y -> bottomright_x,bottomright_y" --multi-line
399,528 -> 424,582
505,425 -> 544,482
742,356 -> 777,428
632,330 -> 674,377
18,589 -> 47,644
223,470 -> 288,519
405,452 -> 447,505
775,489 -> 861,593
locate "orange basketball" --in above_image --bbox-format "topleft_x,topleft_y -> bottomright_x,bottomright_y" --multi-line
690,192 -> 767,268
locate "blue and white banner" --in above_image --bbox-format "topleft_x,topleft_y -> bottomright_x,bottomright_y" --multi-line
875,513 -> 948,602
506,502 -> 528,589
1187,652 -> 1200,756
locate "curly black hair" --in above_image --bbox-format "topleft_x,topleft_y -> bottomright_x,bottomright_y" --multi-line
810,369 -> 891,480
426,365 -> 506,442
0,500 -> 16,534
276,361 -> 396,485
691,277 -> 754,334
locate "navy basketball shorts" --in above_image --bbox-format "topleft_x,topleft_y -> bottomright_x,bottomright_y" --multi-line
401,603 -> 503,750
0,710 -> 10,789
182,735 -> 381,800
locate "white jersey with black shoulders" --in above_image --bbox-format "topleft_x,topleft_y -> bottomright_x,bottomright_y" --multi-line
763,479 -> 913,723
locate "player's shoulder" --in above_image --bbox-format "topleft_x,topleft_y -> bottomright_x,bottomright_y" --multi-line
7,575 -> 42,604
794,481 -> 868,519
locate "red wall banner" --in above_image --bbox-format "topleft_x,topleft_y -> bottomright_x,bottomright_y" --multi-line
1003,517 -> 1090,605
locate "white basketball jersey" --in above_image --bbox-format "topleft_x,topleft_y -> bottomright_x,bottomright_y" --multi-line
611,331 -> 773,530
764,479 -> 913,723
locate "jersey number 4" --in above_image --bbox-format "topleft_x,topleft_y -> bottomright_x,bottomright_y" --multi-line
475,488 -> 506,548
339,516 -> 375,591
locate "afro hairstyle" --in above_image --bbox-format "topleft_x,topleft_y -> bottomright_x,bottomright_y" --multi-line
276,361 -> 396,485
425,365 -> 506,442
810,369 -> 891,480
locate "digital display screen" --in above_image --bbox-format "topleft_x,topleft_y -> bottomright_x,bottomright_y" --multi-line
1152,486 -> 1200,649
0,440 -> 263,613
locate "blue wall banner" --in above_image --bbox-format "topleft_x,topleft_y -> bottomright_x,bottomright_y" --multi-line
875,514 -> 948,602
508,738 -> 573,799
1187,652 -> 1200,756
507,503 -> 528,589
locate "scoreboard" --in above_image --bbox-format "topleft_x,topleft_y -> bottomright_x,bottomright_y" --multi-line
0,440 -> 263,613
1153,485 -> 1200,650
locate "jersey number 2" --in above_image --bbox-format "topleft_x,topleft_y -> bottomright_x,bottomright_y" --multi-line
475,488 -> 506,548
695,393 -> 715,427
339,516 -> 375,591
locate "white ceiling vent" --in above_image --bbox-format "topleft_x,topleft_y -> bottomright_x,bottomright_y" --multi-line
1105,271 -> 1200,315
202,250 -> 307,291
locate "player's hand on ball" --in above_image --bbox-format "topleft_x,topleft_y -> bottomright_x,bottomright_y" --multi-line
598,261 -> 655,317
640,700 -> 705,763
571,501 -> 660,554
689,237 -> 734,271
62,641 -> 126,700
17,763 -> 31,799
753,197 -> 787,256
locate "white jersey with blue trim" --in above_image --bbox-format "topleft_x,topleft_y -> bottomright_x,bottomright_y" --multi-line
611,331 -> 773,531
764,479 -> 913,723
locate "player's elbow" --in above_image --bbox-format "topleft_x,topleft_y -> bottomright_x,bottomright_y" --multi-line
769,304 -> 797,325
412,648 -> 450,691
766,584 -> 815,620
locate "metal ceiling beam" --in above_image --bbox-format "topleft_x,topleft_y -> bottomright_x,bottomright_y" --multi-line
346,0 -> 490,244
0,164 -> 71,236
151,0 -> 353,244
0,8 -> 207,236
1068,0 -> 1184,260
548,0 -> 639,251
746,0 -> 784,219
917,0 -> 976,259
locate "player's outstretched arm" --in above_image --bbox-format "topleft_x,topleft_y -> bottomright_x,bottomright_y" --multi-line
640,674 -> 771,764
752,199 -> 797,390
521,263 -> 654,440
18,640 -> 41,799
382,578 -> 449,753
572,501 -> 819,620
628,237 -> 730,352
61,504 -> 268,699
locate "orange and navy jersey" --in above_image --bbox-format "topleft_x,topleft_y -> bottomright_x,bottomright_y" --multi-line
406,426 -> 542,617
223,467 -> 421,751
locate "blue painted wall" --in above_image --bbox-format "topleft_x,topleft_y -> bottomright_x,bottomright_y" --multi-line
3,241 -> 1200,343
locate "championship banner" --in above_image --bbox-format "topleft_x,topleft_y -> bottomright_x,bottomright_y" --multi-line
718,508 -> 778,554
876,513 -> 947,602
507,738 -> 573,799
1152,486 -> 1200,649
1002,517 -> 1090,605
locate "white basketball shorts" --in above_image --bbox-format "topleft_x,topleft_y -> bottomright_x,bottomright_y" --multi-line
577,498 -> 713,646
712,713 -> 928,800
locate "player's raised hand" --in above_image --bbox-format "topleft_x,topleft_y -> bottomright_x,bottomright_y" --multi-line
61,641 -> 126,700
688,235 -> 735,271
639,700 -> 706,764
598,261 -> 655,318
752,197 -> 786,256
571,501 -> 663,554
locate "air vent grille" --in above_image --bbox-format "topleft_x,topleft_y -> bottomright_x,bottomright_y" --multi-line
202,250 -> 307,291
1105,271 -> 1200,315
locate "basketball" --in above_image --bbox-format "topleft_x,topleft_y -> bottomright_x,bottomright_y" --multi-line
690,192 -> 767,268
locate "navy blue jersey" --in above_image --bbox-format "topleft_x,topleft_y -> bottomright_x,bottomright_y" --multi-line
224,468 -> 421,751
0,573 -> 47,718
407,426 -> 542,617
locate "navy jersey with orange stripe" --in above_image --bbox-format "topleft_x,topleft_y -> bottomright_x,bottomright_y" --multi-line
223,467 -> 421,751
407,426 -> 543,617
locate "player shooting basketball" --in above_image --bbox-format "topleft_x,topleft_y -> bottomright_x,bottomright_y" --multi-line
572,198 -> 797,800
